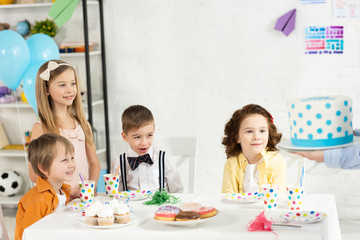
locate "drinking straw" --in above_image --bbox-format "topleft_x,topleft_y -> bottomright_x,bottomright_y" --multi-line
300,166 -> 304,187
79,173 -> 84,184
115,166 -> 120,176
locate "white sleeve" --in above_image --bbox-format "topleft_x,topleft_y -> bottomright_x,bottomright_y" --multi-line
165,154 -> 184,193
111,156 -> 120,174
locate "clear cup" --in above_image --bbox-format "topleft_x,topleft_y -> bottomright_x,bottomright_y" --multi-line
78,180 -> 95,203
261,184 -> 279,210
287,184 -> 304,210
103,174 -> 120,197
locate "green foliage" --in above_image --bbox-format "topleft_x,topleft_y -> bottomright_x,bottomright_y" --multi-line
31,18 -> 57,37
143,189 -> 181,206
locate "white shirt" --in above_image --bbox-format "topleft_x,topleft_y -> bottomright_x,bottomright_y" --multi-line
111,146 -> 184,193
243,163 -> 260,192
56,189 -> 67,211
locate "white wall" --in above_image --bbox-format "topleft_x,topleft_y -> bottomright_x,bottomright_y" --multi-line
103,0 -> 360,219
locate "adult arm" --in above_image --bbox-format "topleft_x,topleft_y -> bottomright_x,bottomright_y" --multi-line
323,145 -> 360,169
295,151 -> 324,162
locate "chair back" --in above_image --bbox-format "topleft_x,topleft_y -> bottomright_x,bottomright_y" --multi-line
282,151 -> 305,186
154,137 -> 197,193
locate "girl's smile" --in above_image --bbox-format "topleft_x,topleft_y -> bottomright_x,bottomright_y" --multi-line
48,69 -> 77,108
237,114 -> 269,164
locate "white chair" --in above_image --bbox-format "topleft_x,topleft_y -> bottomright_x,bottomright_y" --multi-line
113,137 -> 197,193
154,137 -> 197,193
0,204 -> 9,240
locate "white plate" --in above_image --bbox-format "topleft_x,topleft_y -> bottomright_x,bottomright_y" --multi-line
116,190 -> 152,201
79,214 -> 137,229
281,211 -> 327,223
277,136 -> 360,151
150,211 -> 217,226
224,192 -> 263,204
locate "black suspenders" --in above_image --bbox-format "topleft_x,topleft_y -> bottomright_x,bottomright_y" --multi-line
158,151 -> 165,190
119,153 -> 128,191
119,151 -> 165,191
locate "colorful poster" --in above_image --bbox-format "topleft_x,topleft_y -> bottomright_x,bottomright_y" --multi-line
299,0 -> 327,4
333,0 -> 360,18
305,26 -> 344,54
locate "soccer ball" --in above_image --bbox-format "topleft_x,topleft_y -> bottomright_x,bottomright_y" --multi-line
0,169 -> 23,197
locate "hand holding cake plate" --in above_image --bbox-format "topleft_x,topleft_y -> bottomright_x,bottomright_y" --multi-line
277,136 -> 360,152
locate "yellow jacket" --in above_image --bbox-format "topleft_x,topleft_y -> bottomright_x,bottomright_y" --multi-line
222,149 -> 286,193
15,177 -> 71,240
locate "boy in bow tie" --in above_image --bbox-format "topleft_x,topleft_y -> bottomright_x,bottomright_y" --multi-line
111,105 -> 183,193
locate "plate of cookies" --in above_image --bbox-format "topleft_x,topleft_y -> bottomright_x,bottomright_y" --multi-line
151,203 -> 218,226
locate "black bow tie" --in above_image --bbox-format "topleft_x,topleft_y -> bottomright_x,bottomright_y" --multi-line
128,154 -> 153,170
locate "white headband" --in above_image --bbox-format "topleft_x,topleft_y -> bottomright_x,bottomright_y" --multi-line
39,61 -> 71,81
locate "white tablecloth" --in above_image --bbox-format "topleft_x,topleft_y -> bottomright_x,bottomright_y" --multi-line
23,193 -> 341,240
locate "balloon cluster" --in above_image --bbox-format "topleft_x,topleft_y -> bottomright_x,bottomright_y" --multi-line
0,30 -> 59,113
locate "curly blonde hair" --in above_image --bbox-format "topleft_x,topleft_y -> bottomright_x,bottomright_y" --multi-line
222,104 -> 282,158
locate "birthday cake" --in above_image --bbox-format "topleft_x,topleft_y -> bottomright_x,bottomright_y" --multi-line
288,96 -> 353,147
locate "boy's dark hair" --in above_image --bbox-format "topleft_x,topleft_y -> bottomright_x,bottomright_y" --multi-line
122,105 -> 154,134
28,133 -> 74,179
222,104 -> 282,159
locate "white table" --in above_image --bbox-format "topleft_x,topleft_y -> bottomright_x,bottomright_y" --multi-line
23,193 -> 341,240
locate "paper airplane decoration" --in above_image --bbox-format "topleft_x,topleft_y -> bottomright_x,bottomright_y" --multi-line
274,9 -> 296,37
48,0 -> 79,28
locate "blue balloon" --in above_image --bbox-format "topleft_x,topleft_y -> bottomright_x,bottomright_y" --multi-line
23,61 -> 45,114
27,33 -> 59,63
0,30 -> 30,90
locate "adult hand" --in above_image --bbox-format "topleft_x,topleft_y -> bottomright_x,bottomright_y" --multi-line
291,151 -> 325,163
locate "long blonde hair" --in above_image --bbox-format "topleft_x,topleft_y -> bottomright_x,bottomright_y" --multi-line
35,59 -> 94,148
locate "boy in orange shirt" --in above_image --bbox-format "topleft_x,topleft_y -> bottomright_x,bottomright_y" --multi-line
15,133 -> 75,240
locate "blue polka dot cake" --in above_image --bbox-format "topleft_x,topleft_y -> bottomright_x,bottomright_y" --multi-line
288,96 -> 353,147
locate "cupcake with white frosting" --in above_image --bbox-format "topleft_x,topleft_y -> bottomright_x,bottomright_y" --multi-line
114,202 -> 131,224
107,198 -> 121,209
84,200 -> 102,225
97,205 -> 114,226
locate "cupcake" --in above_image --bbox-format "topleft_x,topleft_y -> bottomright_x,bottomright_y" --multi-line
114,202 -> 131,224
84,200 -> 102,225
97,206 -> 114,226
107,198 -> 121,209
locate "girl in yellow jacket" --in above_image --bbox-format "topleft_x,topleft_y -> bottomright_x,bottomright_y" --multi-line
222,104 -> 286,193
